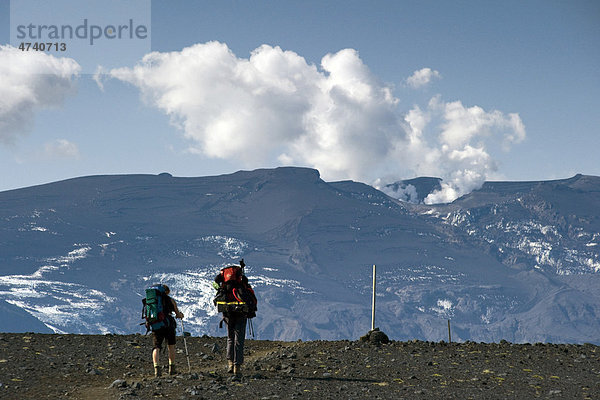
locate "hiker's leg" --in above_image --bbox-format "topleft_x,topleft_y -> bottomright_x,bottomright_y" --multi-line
166,323 -> 178,374
226,316 -> 235,362
167,343 -> 178,375
152,344 -> 162,377
152,332 -> 163,364
166,325 -> 177,362
167,344 -> 176,364
233,317 -> 247,365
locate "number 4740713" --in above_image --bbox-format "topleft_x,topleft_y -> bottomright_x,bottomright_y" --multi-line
18,42 -> 67,51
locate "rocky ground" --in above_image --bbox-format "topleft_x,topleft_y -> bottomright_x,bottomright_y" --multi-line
0,331 -> 598,399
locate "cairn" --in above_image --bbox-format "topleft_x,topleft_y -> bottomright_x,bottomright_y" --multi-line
360,328 -> 390,346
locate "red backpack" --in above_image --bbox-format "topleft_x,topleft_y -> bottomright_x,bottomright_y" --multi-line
214,262 -> 257,318
221,265 -> 243,284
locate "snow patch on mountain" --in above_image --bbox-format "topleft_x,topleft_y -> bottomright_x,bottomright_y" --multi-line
0,274 -> 117,334
432,207 -> 600,275
198,236 -> 248,259
46,246 -> 91,266
384,265 -> 465,285
432,299 -> 454,318
0,244 -> 119,333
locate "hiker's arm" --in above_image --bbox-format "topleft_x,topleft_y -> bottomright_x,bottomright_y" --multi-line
171,298 -> 184,319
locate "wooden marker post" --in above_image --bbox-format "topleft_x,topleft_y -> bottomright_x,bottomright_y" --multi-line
448,319 -> 452,343
371,264 -> 376,331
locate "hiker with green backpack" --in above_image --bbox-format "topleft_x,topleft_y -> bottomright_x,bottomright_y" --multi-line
213,259 -> 257,376
142,284 -> 184,377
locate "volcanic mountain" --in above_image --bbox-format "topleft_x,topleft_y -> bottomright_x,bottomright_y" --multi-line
1,168 -> 599,343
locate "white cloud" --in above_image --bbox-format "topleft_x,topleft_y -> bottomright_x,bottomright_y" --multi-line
44,139 -> 80,159
101,43 -> 401,181
0,45 -> 80,144
104,42 -> 319,164
100,42 -> 525,203
432,97 -> 526,149
406,67 -> 441,89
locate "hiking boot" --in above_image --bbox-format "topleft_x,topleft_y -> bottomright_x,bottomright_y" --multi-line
154,366 -> 161,378
168,364 -> 177,375
227,361 -> 234,374
233,364 -> 242,377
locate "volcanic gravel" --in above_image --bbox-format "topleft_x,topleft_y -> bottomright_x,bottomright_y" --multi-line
0,333 -> 598,399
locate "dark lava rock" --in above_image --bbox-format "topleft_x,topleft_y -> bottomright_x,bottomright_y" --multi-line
359,328 -> 390,345
108,379 -> 127,389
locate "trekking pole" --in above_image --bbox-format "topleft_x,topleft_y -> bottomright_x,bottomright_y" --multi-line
248,318 -> 254,338
179,319 -> 191,373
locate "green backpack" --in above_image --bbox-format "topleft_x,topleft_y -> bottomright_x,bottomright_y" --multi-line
141,284 -> 171,332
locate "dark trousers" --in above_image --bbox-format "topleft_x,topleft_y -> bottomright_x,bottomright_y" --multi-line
225,313 -> 247,365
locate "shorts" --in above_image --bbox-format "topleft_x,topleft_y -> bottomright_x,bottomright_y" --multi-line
152,318 -> 176,349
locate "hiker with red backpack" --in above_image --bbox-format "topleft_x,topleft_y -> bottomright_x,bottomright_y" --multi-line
213,259 -> 257,376
142,284 -> 184,377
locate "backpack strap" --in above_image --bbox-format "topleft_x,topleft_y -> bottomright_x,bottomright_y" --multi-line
232,287 -> 243,302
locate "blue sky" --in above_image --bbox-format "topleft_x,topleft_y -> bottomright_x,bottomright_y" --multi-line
1,0 -> 599,202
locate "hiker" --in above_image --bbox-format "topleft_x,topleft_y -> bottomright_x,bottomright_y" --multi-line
214,259 -> 257,376
149,284 -> 184,377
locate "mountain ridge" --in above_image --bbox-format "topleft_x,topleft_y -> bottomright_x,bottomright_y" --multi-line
0,167 -> 598,343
